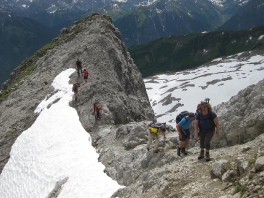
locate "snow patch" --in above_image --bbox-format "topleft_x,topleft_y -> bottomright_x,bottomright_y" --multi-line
0,68 -> 123,198
144,53 -> 264,123
258,35 -> 264,40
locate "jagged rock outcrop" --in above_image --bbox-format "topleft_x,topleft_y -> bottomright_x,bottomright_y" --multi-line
212,79 -> 264,148
0,13 -> 154,173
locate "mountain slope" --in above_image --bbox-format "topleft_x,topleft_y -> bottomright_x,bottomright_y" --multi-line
0,8 -> 56,85
219,0 -> 264,30
0,13 -> 154,174
128,25 -> 264,77
114,0 -> 223,47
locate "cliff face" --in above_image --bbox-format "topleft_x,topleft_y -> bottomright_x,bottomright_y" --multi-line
213,78 -> 264,147
0,13 -> 154,173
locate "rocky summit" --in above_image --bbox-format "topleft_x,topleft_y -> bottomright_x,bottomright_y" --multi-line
0,13 -> 264,198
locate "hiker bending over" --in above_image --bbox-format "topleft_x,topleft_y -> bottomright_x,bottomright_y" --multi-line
94,101 -> 104,120
75,58 -> 82,77
146,123 -> 166,153
82,69 -> 89,83
72,82 -> 82,101
194,101 -> 220,161
176,112 -> 195,156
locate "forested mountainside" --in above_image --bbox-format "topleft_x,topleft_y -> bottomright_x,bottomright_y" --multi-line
129,25 -> 264,77
0,8 -> 56,85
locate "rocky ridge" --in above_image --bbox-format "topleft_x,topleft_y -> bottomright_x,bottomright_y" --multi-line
0,13 -> 154,174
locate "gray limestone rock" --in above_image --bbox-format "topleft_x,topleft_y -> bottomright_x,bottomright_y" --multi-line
211,160 -> 229,178
213,79 -> 264,148
255,156 -> 264,172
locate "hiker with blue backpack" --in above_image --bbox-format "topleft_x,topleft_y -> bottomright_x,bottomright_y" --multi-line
176,112 -> 195,156
194,101 -> 220,161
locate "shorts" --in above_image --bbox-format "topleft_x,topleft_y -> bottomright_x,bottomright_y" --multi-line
179,128 -> 190,141
84,76 -> 88,79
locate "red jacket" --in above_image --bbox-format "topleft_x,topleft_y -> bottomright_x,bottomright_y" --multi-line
83,70 -> 89,77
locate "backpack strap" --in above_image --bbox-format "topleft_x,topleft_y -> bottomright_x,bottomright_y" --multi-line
184,116 -> 188,124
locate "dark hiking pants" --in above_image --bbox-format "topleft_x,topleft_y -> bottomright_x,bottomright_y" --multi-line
199,128 -> 215,150
77,67 -> 82,77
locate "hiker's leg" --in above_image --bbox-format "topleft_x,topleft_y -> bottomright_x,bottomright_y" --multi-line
183,129 -> 190,148
154,135 -> 159,151
147,132 -> 153,149
179,140 -> 185,148
198,130 -> 206,159
178,129 -> 186,156
199,130 -> 206,150
184,138 -> 190,147
204,129 -> 215,151
181,128 -> 190,155
74,92 -> 78,100
96,110 -> 100,119
204,129 -> 214,161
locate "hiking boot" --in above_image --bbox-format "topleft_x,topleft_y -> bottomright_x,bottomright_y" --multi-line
181,147 -> 188,155
198,150 -> 204,160
154,149 -> 160,153
177,147 -> 181,156
205,152 -> 210,161
75,97 -> 77,101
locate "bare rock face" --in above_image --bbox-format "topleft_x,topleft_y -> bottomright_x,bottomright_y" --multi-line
212,79 -> 264,148
0,13 -> 154,173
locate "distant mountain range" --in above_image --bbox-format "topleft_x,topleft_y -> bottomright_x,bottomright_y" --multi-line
128,25 -> 264,77
0,8 -> 56,85
1,0 -> 264,37
114,0 -> 264,46
1,0 -> 264,85
219,0 -> 264,31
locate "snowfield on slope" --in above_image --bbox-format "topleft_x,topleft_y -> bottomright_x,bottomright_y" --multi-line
144,52 -> 264,123
0,69 -> 123,198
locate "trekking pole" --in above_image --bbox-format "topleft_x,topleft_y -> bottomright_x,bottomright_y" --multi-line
194,139 -> 199,147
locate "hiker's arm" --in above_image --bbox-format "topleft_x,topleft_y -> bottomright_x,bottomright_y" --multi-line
214,117 -> 220,135
194,120 -> 199,139
176,123 -> 182,139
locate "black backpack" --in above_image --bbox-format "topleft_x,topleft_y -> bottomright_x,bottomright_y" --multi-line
175,111 -> 189,124
149,122 -> 166,129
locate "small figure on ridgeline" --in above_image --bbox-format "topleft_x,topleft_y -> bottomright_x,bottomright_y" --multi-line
93,100 -> 105,120
72,82 -> 81,101
82,69 -> 89,83
75,58 -> 82,77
